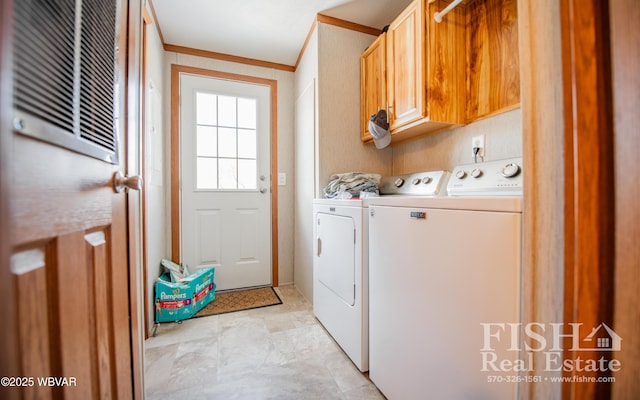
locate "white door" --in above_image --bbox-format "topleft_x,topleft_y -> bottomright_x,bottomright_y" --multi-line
180,73 -> 271,290
316,213 -> 356,306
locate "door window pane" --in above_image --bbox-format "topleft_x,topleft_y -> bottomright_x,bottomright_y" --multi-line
197,158 -> 217,189
237,97 -> 256,129
194,91 -> 259,190
218,95 -> 237,127
196,92 -> 217,125
218,158 -> 237,189
237,129 -> 256,159
218,127 -> 237,158
197,126 -> 217,157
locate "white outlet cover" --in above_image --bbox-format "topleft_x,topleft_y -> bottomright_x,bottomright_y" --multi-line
278,172 -> 286,186
472,134 -> 485,157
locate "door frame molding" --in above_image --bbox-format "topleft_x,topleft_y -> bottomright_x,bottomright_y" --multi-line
559,0 -> 614,398
170,64 -> 279,287
610,0 -> 640,397
520,0 -> 618,398
0,0 -> 19,386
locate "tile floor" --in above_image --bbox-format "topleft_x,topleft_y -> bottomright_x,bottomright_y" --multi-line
144,285 -> 385,400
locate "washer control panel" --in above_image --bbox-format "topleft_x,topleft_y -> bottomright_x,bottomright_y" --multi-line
379,170 -> 451,196
447,158 -> 523,196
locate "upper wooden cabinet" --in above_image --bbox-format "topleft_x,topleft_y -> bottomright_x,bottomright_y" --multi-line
466,0 -> 520,121
361,0 -> 520,145
360,33 -> 387,143
386,0 -> 426,131
361,0 -> 466,144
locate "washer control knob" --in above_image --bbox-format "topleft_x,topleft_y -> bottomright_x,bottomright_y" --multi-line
421,176 -> 432,184
411,178 -> 421,185
394,178 -> 405,187
502,163 -> 521,178
471,168 -> 483,179
455,170 -> 467,179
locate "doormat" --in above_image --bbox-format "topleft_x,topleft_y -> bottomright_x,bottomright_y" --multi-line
193,287 -> 282,318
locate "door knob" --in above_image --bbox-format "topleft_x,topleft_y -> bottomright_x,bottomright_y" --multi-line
113,171 -> 143,193
259,187 -> 267,194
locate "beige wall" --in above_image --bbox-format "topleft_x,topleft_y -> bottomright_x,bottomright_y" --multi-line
162,52 -> 296,287
391,108 -> 522,174
316,23 -> 392,192
518,0 -> 565,397
293,22 -> 393,303
144,16 -> 167,333
293,27 -> 318,302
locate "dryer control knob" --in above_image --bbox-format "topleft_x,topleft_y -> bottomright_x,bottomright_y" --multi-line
421,176 -> 432,184
502,163 -> 521,178
411,178 -> 421,185
455,170 -> 467,179
471,168 -> 483,179
394,178 -> 405,187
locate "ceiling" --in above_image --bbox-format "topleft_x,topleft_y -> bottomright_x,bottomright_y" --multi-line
150,0 -> 413,67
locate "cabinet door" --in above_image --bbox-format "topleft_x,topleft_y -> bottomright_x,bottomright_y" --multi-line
386,0 -> 425,131
427,0 -> 466,125
465,0 -> 520,121
360,33 -> 387,143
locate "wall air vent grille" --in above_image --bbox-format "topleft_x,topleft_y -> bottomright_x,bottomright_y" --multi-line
79,0 -> 118,153
12,0 -> 120,164
13,0 -> 76,135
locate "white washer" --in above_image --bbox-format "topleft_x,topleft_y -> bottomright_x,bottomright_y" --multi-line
368,158 -> 523,400
313,171 -> 449,372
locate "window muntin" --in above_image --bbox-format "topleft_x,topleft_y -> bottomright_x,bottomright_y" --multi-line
195,92 -> 258,190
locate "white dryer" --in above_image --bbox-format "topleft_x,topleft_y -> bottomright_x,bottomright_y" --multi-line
313,171 -> 450,372
313,198 -> 368,371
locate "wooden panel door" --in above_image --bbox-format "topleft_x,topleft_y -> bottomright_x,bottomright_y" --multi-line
386,0 -> 425,131
0,0 -> 142,399
9,136 -> 134,400
360,33 -> 387,143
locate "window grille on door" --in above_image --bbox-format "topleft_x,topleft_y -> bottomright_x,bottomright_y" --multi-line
12,0 -> 120,164
195,92 -> 258,190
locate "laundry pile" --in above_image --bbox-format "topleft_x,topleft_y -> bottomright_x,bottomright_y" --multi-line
323,172 -> 381,199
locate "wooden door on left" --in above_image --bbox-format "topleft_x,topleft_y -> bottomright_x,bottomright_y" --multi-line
8,136 -> 135,400
0,0 -> 142,399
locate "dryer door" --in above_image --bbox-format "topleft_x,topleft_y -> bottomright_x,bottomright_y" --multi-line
316,213 -> 355,306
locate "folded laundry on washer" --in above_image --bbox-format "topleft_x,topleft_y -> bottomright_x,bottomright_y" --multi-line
323,172 -> 381,199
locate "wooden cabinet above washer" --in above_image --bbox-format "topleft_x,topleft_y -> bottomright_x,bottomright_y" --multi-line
360,0 -> 520,145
